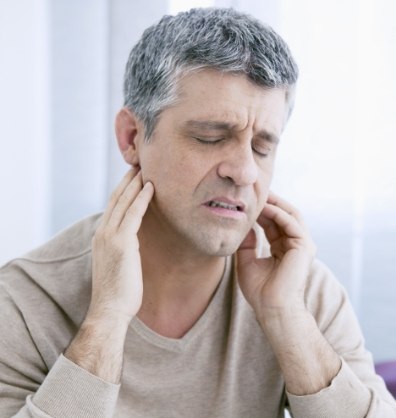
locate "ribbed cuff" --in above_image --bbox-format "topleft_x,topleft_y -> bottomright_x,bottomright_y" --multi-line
31,354 -> 120,418
287,358 -> 371,418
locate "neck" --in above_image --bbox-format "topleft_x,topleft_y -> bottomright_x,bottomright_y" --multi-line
136,214 -> 226,338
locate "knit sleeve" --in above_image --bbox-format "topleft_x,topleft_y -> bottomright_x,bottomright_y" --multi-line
0,283 -> 119,418
286,260 -> 396,418
18,355 -> 119,418
287,358 -> 396,417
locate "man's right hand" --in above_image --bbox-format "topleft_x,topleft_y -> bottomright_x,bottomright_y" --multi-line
65,168 -> 154,383
89,167 -> 154,322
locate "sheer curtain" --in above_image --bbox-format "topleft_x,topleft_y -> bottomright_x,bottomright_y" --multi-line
274,0 -> 396,361
0,0 -> 395,361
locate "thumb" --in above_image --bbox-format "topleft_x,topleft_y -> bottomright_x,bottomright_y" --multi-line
236,228 -> 258,269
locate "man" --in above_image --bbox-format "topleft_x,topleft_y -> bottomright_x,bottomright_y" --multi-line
0,7 -> 395,418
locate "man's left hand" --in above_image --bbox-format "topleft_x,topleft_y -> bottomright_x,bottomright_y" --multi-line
237,193 -> 341,396
237,192 -> 316,320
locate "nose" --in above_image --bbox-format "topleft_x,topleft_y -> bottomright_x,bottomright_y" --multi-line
217,142 -> 258,186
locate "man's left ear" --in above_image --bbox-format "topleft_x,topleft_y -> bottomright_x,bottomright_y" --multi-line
115,107 -> 143,166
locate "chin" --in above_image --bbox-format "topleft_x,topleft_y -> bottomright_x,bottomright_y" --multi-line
196,236 -> 243,257
169,215 -> 252,257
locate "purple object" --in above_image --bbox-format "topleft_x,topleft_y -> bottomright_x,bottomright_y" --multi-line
375,361 -> 396,398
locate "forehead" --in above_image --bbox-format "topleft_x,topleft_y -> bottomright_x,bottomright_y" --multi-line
168,69 -> 289,133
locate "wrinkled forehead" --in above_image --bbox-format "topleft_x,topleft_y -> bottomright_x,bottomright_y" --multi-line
173,67 -> 294,121
156,69 -> 290,138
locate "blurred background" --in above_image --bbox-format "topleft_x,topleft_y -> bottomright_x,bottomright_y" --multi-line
0,0 -> 395,362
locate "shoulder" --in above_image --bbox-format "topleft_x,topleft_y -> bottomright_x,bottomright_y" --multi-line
0,214 -> 102,322
19,213 -> 102,264
0,213 -> 101,273
305,259 -> 354,335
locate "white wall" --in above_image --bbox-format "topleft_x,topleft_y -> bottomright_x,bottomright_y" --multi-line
50,0 -> 109,232
0,0 -> 166,262
0,0 -> 50,261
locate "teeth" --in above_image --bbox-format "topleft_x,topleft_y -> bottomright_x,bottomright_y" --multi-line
208,201 -> 238,211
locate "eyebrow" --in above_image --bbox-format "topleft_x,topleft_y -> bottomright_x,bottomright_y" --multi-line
184,120 -> 232,131
183,120 -> 280,144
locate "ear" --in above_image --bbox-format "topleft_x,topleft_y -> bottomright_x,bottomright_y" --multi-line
115,107 -> 144,166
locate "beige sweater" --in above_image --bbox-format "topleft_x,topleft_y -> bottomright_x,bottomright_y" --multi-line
0,214 -> 395,418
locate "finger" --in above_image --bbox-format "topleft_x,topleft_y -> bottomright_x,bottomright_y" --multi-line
121,181 -> 154,233
259,203 -> 304,239
256,198 -> 286,243
261,216 -> 282,244
107,171 -> 146,231
266,191 -> 304,224
100,167 -> 139,226
236,228 -> 258,268
239,228 -> 257,251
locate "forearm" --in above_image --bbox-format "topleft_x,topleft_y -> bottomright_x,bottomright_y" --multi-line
65,310 -> 130,384
64,169 -> 152,384
259,307 -> 341,395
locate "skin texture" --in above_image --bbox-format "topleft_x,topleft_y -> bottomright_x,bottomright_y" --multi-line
66,70 -> 341,395
66,169 -> 154,382
132,70 -> 288,258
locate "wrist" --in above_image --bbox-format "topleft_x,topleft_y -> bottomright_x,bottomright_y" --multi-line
85,305 -> 133,330
257,306 -> 318,358
65,308 -> 131,383
257,302 -> 309,332
257,305 -> 341,395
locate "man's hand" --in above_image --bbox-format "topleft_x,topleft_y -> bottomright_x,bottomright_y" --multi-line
65,168 -> 154,383
237,192 -> 316,317
89,167 -> 154,322
237,193 -> 341,396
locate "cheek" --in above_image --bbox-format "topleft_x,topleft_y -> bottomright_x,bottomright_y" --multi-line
139,148 -> 172,187
256,186 -> 269,213
255,167 -> 273,209
140,153 -> 193,204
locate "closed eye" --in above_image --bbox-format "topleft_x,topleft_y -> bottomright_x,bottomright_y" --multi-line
192,137 -> 226,144
252,138 -> 273,158
252,147 -> 270,158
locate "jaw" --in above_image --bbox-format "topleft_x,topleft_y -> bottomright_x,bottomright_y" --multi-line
140,206 -> 251,261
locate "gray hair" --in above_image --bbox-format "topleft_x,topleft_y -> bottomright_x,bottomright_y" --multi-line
123,7 -> 298,140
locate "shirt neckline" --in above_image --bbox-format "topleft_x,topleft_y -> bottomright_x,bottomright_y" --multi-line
129,256 -> 232,352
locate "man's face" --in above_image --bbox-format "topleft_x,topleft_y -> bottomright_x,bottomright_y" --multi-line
138,69 -> 289,256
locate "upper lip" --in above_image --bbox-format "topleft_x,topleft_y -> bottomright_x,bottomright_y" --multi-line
204,197 -> 246,212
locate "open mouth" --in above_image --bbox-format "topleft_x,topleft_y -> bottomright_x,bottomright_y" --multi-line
205,200 -> 244,212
